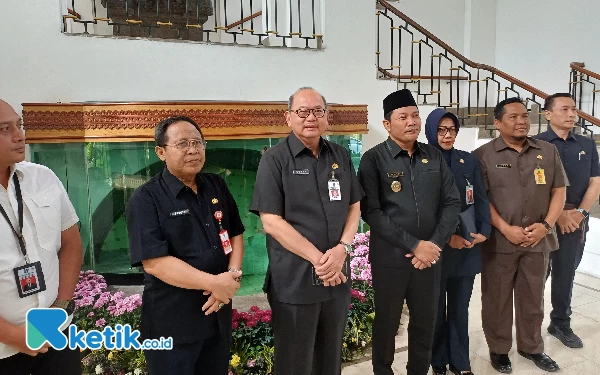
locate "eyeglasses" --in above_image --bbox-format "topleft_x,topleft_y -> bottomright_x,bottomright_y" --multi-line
292,108 -> 327,118
162,139 -> 206,151
437,128 -> 457,136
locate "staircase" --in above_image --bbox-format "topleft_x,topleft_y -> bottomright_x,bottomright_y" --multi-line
376,0 -> 600,139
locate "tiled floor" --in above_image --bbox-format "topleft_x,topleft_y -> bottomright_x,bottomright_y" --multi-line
342,272 -> 600,375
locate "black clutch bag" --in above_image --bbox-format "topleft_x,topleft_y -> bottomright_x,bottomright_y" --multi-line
458,205 -> 477,242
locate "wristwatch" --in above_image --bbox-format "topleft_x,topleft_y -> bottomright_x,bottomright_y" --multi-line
576,208 -> 589,219
542,220 -> 553,234
52,299 -> 75,315
339,241 -> 352,255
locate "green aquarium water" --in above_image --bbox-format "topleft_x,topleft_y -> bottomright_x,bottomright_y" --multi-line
29,135 -> 362,295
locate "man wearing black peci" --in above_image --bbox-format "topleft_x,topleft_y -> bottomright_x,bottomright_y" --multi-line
359,89 -> 461,375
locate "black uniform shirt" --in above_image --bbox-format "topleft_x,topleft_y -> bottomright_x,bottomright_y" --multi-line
534,128 -> 600,206
358,138 -> 461,267
126,168 -> 244,343
249,132 -> 364,304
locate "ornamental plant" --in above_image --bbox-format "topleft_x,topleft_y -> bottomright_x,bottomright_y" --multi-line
73,271 -> 146,375
77,230 -> 375,374
229,306 -> 275,374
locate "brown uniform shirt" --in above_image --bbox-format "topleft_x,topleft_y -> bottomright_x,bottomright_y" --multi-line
474,137 -> 568,254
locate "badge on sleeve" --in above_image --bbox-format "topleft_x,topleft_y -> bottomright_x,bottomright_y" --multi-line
534,168 -> 546,185
328,171 -> 341,201
13,261 -> 46,298
214,211 -> 233,255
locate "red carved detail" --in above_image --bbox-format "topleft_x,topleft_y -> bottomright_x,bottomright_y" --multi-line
23,107 -> 368,131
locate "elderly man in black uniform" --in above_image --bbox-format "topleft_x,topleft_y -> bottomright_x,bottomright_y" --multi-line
250,87 -> 363,375
126,116 -> 244,375
534,93 -> 600,348
358,89 -> 462,375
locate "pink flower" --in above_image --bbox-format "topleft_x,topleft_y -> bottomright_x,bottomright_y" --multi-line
95,318 -> 106,327
247,359 -> 256,367
87,312 -> 95,317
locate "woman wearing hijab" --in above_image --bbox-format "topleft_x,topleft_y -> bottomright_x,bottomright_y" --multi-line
425,109 -> 491,375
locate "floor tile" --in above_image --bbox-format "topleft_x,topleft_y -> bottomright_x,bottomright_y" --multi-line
343,272 -> 600,374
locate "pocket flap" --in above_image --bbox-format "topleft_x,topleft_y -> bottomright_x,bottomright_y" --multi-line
30,186 -> 59,207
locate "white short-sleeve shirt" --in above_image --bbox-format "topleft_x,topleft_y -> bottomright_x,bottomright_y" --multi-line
0,162 -> 79,359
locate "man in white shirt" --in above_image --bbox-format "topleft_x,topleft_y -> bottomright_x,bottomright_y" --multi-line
0,99 -> 83,375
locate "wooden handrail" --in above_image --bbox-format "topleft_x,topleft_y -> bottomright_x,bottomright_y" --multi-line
378,0 -> 548,100
378,68 -> 467,81
226,11 -> 262,31
577,110 -> 600,126
377,0 -> 600,128
570,62 -> 600,82
67,8 -> 81,20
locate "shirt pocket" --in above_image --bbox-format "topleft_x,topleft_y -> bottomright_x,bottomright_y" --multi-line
421,167 -> 441,183
28,185 -> 62,253
164,215 -> 202,256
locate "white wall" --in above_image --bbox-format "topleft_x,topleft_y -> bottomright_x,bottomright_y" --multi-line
494,0 -> 600,278
495,0 -> 600,96
0,0 -> 395,151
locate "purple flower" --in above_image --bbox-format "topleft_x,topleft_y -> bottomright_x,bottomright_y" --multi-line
95,318 -> 106,327
87,312 -> 95,317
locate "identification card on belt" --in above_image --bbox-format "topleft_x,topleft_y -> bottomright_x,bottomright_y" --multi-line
534,168 -> 546,185
465,184 -> 475,205
328,171 -> 341,201
13,261 -> 46,298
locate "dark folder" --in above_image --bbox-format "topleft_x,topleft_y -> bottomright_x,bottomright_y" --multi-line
458,205 -> 477,242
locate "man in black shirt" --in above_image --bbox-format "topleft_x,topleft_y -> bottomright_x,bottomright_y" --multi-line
359,89 -> 461,375
126,116 -> 244,375
250,87 -> 363,375
534,93 -> 600,349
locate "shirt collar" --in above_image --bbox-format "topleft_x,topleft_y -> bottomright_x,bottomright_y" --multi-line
493,136 -> 541,152
385,137 -> 421,157
162,167 -> 200,198
288,131 -> 329,157
10,163 -> 25,182
541,126 -> 576,142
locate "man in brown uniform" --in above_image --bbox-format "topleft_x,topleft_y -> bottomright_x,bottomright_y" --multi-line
474,97 -> 567,374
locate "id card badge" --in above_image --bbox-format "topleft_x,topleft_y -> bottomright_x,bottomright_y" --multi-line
219,229 -> 233,255
328,178 -> 341,201
465,184 -> 475,205
13,261 -> 46,298
534,168 -> 546,185
214,210 -> 233,255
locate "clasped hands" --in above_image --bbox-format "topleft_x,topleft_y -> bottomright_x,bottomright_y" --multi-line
504,222 -> 550,248
201,270 -> 242,315
405,234 -> 487,270
313,244 -> 348,287
556,209 -> 584,234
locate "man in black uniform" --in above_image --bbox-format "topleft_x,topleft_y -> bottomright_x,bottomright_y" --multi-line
126,116 -> 244,375
534,93 -> 600,348
358,89 -> 461,375
250,87 -> 363,375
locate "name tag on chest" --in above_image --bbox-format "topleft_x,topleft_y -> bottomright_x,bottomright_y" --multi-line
170,209 -> 190,217
293,169 -> 310,175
